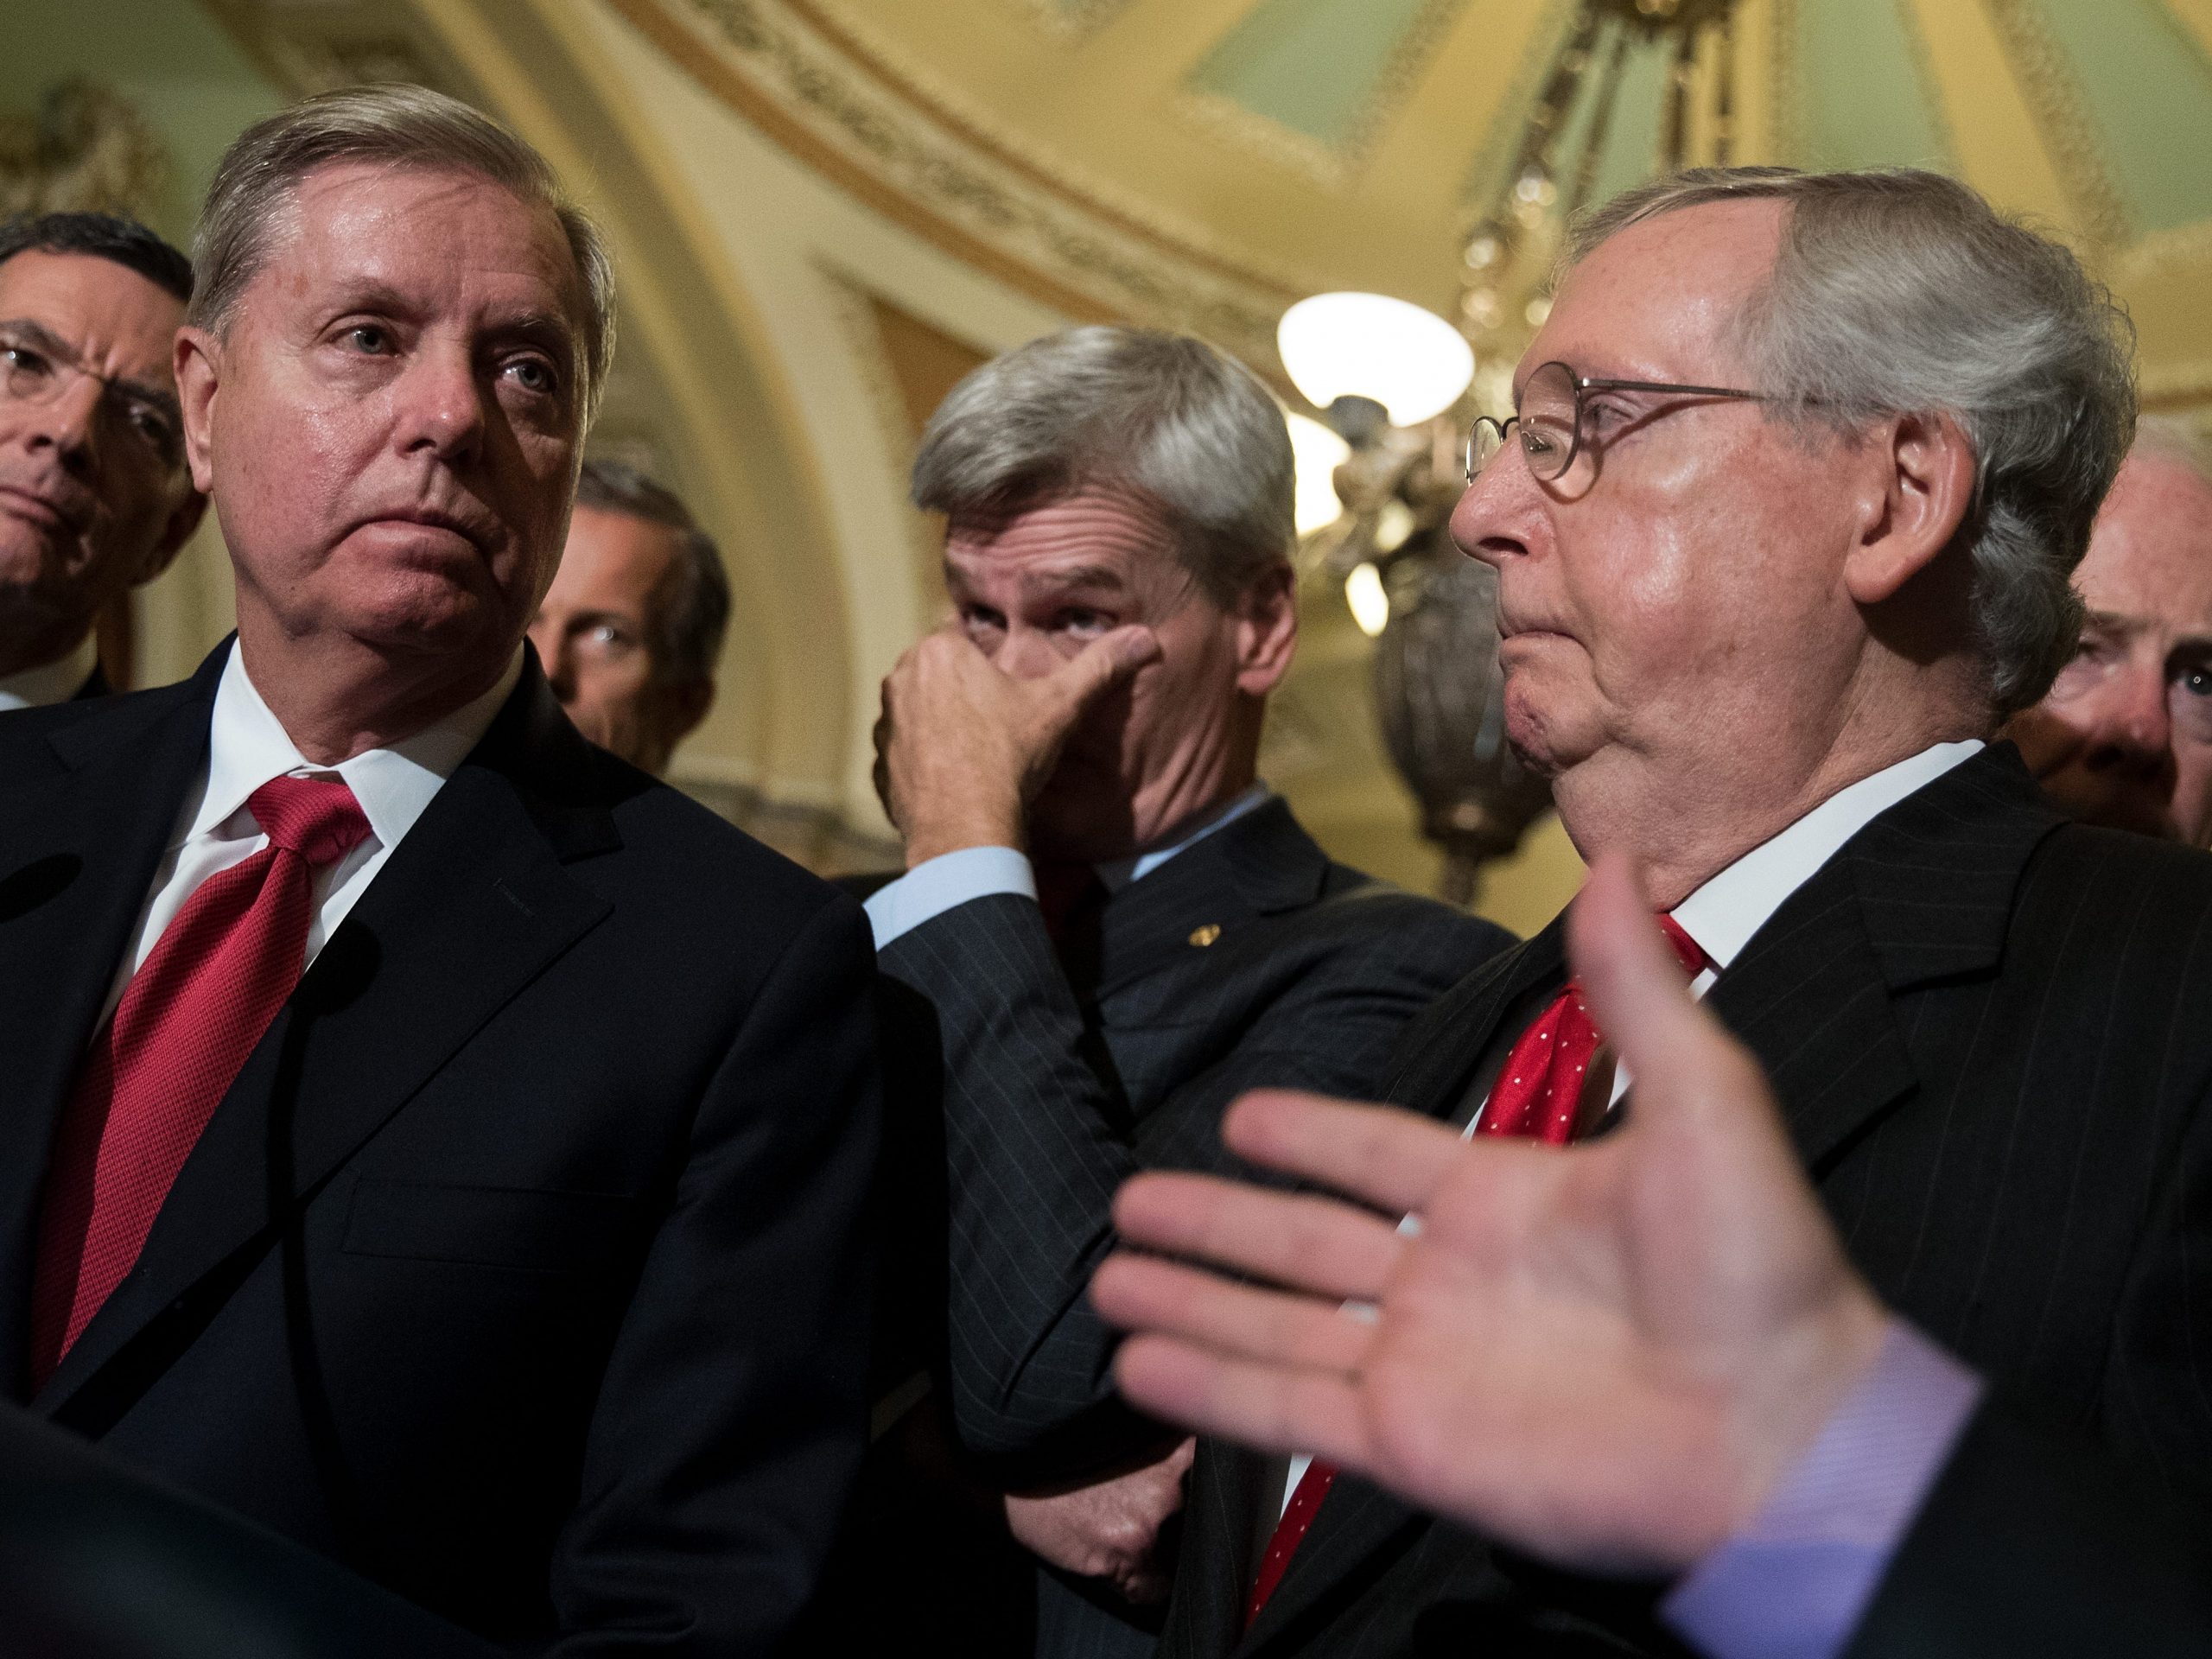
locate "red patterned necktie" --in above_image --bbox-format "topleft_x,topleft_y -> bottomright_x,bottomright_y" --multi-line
29,775 -> 372,1387
1243,912 -> 1710,1627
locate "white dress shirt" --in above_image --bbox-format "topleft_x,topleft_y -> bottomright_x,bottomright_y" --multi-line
1279,740 -> 1986,1516
101,641 -> 522,1026
862,782 -> 1273,950
0,633 -> 98,712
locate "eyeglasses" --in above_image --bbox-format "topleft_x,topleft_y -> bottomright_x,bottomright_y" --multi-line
0,325 -> 185,474
1463,359 -> 1772,485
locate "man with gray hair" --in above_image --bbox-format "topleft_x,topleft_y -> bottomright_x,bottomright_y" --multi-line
0,86 -> 878,1655
2007,416 -> 2212,846
1145,166 -> 2212,1659
529,456 -> 728,775
860,324 -> 1506,1656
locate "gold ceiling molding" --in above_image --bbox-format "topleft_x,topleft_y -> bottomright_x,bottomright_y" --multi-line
1174,0 -> 1470,193
0,79 -> 168,222
1006,0 -> 1140,41
1980,0 -> 2130,250
1457,0 -> 1580,210
607,0 -> 1301,375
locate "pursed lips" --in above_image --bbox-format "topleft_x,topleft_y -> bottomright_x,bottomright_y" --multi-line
0,483 -> 83,535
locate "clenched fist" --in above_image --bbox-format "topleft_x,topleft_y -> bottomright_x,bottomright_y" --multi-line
874,621 -> 1160,868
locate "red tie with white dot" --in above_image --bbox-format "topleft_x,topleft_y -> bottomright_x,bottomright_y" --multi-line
1241,912 -> 1711,1629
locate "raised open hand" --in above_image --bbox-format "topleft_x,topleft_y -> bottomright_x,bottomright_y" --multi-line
1090,852 -> 1888,1574
873,621 -> 1158,867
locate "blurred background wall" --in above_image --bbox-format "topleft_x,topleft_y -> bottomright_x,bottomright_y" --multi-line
11,0 -> 2212,935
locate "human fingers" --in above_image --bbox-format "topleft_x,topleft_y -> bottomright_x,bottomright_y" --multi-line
1112,1333 -> 1370,1468
1110,1170 -> 1404,1300
1219,1090 -> 1475,1217
1044,625 -> 1160,718
1090,1251 -> 1376,1372
1568,854 -> 1776,1142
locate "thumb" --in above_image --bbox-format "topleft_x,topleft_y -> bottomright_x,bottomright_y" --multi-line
1050,625 -> 1160,712
1568,853 -> 1769,1140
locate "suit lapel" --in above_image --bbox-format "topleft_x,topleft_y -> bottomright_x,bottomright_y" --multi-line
1088,798 -> 1331,1001
35,672 -> 618,1425
0,658 -> 222,1389
1706,744 -> 2056,1170
1236,1472 -> 1426,1655
1379,920 -> 1567,1120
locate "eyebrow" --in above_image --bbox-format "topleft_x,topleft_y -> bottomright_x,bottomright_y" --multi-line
0,316 -> 181,421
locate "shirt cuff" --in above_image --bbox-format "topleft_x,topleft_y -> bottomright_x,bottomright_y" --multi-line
862,845 -> 1038,950
1660,1319 -> 1984,1659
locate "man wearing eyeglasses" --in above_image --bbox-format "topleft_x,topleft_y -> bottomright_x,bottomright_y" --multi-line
2005,417 -> 2212,848
0,213 -> 206,709
1152,166 -> 2212,1659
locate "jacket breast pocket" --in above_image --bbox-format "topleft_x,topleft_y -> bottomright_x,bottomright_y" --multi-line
340,1179 -> 639,1274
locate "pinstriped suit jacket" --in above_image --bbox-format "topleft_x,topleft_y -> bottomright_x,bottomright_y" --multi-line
879,798 -> 1512,1482
863,799 -> 1509,1659
1162,743 -> 2212,1659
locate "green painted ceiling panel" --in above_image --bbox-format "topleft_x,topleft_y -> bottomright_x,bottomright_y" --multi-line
0,0 -> 283,245
2031,0 -> 2212,232
1188,0 -> 1444,153
1797,0 -> 1949,173
1578,22 -> 1675,212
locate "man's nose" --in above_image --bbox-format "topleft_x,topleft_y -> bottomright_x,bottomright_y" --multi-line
20,377 -> 102,475
531,623 -> 575,698
2088,660 -> 2172,766
1449,452 -> 1538,570
396,349 -> 487,462
993,626 -> 1063,682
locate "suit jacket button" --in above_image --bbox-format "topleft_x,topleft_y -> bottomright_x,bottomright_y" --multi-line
1188,924 -> 1222,947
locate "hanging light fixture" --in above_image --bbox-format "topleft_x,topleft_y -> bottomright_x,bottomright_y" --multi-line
1276,292 -> 1473,435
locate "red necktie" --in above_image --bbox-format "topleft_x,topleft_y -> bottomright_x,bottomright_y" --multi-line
1243,912 -> 1710,1627
29,775 -> 372,1386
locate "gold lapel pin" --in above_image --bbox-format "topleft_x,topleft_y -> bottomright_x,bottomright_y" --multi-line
1187,924 -> 1222,948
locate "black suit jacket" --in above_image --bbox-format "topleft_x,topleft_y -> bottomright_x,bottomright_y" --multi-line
0,644 -> 881,1654
1164,745 -> 2212,1658
1842,1393 -> 2212,1658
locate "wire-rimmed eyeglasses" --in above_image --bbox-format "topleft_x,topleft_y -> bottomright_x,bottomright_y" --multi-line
1463,359 -> 1771,486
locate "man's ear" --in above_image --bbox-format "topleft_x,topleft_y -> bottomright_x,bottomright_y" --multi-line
174,325 -> 221,496
1844,410 -> 1977,606
1234,562 -> 1298,696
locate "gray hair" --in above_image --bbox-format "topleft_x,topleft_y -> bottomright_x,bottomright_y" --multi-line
575,457 -> 729,683
1568,167 -> 2136,716
912,325 -> 1295,603
189,84 -> 615,424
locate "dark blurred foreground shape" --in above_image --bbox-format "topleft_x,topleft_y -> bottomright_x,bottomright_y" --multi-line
0,1399 -> 495,1659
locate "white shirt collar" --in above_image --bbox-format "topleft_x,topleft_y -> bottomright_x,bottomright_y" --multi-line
0,633 -> 98,713
191,641 -> 524,851
1096,783 -> 1272,893
1669,741 -> 1985,973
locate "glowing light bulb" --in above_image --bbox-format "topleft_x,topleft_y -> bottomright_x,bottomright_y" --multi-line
1286,411 -> 1352,536
1278,293 -> 1475,429
1345,562 -> 1390,638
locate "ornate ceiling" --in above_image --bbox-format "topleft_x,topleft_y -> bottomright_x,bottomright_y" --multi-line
613,0 -> 2212,408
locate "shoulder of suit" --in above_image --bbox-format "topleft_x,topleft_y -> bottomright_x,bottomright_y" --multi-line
0,675 -> 196,769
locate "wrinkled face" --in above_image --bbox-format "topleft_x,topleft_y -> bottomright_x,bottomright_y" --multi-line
2007,453 -> 2212,845
529,503 -> 703,773
1449,200 -> 1874,802
0,249 -> 198,652
185,162 -> 586,674
945,486 -> 1263,861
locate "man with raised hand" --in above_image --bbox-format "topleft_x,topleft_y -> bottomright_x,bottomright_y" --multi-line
1095,856 -> 2212,1659
1102,165 -> 2212,1659
861,325 -> 1509,1656
0,87 -> 877,1655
